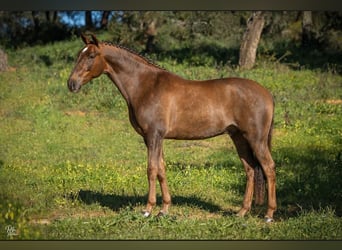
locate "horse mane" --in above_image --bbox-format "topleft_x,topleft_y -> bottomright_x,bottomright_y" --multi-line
102,41 -> 166,71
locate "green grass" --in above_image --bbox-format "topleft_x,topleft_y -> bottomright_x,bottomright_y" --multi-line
0,36 -> 341,239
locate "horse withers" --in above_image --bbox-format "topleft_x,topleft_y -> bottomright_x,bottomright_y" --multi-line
67,34 -> 276,222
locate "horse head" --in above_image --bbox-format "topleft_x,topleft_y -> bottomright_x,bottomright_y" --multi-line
67,34 -> 106,92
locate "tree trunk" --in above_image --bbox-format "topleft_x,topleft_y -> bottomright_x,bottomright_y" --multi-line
32,11 -> 40,31
101,11 -> 111,29
45,11 -> 50,22
45,11 -> 58,23
52,11 -> 58,23
302,11 -> 313,47
85,11 -> 93,30
238,11 -> 265,70
144,20 -> 157,53
0,48 -> 9,72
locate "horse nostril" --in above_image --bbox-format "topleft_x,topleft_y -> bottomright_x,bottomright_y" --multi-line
67,79 -> 81,93
67,80 -> 73,91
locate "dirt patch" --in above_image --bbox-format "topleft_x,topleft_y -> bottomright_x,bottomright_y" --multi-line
64,110 -> 86,117
273,129 -> 287,137
30,210 -> 112,225
326,99 -> 342,105
30,219 -> 52,225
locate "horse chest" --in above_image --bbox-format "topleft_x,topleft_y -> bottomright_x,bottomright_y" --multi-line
127,102 -> 165,136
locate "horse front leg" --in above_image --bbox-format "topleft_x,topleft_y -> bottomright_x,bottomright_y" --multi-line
250,141 -> 277,222
143,159 -> 157,217
143,135 -> 171,217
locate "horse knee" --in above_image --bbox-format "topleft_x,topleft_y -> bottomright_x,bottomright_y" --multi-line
147,166 -> 158,181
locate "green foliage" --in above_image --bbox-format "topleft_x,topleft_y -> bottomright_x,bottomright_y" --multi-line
0,12 -> 74,49
0,32 -> 341,240
0,201 -> 40,239
105,11 -> 342,72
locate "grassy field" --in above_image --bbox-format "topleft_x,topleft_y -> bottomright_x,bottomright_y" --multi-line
0,35 -> 341,240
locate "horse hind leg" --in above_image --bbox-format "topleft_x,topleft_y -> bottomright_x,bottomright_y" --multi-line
249,139 -> 276,222
157,151 -> 171,216
229,130 -> 259,217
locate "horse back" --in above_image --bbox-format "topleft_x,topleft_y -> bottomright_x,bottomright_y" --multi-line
147,73 -> 274,139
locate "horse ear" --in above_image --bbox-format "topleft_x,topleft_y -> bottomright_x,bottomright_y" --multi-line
90,34 -> 100,47
81,33 -> 90,44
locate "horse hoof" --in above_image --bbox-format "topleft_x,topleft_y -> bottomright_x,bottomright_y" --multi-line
157,211 -> 166,217
142,211 -> 151,218
264,217 -> 274,223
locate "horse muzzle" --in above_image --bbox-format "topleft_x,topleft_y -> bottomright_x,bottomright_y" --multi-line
67,78 -> 82,93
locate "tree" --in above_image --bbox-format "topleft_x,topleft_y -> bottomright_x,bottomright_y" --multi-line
85,11 -> 93,30
238,11 -> 265,70
143,19 -> 157,53
108,11 -> 160,52
0,48 -> 8,72
302,11 -> 313,47
45,11 -> 58,23
100,11 -> 111,29
31,11 -> 40,32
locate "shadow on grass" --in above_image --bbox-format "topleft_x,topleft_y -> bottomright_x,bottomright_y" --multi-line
198,143 -> 342,219
77,189 -> 233,215
274,146 -> 342,217
156,43 -> 239,67
74,143 -> 341,219
155,39 -> 342,73
271,41 -> 342,73
226,145 -> 342,218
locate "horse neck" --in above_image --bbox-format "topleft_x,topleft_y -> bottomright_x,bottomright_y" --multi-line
102,44 -> 161,104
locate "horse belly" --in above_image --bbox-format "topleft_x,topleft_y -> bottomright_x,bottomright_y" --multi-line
165,104 -> 230,139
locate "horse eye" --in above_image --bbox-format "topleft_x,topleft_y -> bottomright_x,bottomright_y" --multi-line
89,53 -> 96,59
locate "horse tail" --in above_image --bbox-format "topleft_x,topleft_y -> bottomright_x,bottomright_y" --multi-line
254,163 -> 266,205
268,99 -> 274,153
254,99 -> 274,206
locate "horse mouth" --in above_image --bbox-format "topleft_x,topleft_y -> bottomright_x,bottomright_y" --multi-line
67,79 -> 82,93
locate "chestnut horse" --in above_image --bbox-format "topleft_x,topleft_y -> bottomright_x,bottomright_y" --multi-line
67,34 -> 276,222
